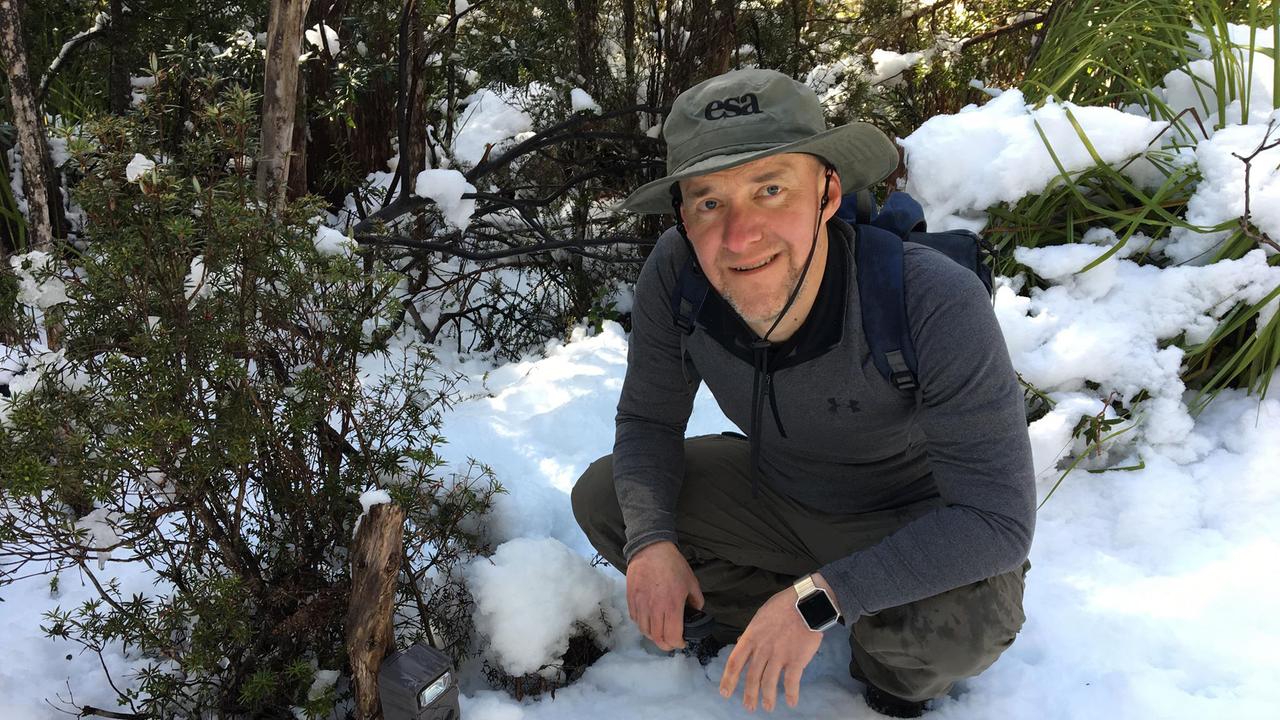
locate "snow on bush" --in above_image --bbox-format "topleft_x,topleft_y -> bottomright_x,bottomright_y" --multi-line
897,30 -> 1280,481
900,90 -> 1168,231
9,250 -> 70,308
75,508 -> 123,570
124,153 -> 157,182
570,88 -> 601,114
415,169 -> 478,231
452,88 -> 537,168
1165,115 -> 1280,264
304,23 -> 341,56
313,225 -> 356,256
1162,22 -> 1275,129
1003,242 -> 1280,467
466,537 -> 619,677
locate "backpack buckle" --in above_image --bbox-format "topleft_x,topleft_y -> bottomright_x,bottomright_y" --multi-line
890,370 -> 918,392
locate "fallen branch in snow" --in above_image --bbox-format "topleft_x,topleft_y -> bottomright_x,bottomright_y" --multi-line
1231,118 -> 1280,253
37,12 -> 112,103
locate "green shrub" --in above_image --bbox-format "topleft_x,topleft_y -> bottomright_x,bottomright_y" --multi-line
1,60 -> 498,717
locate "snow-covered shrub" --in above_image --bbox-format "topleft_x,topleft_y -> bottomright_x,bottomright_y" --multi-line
0,63 -> 499,718
901,2 -> 1280,499
466,538 -> 619,697
467,538 -> 619,673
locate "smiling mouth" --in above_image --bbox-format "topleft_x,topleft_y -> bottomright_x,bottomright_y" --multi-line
731,254 -> 778,273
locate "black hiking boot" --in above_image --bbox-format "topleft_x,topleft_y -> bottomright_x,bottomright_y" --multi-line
679,606 -> 730,665
863,683 -> 928,718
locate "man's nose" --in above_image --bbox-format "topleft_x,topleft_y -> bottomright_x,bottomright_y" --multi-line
720,203 -> 761,255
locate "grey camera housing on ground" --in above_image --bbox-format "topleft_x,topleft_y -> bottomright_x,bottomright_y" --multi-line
379,642 -> 461,720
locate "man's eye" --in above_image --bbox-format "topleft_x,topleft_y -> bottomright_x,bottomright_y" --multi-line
700,199 -> 719,211
764,185 -> 782,196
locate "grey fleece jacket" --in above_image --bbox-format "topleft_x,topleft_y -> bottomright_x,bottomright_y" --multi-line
611,219 -> 1036,620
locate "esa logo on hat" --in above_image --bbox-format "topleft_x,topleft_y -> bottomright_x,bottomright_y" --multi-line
703,93 -> 762,120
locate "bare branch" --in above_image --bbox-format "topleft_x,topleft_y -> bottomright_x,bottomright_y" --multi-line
38,12 -> 113,103
354,233 -> 655,261
958,13 -> 1047,52
1230,118 -> 1280,252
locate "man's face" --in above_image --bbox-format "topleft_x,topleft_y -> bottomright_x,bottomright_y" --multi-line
678,153 -> 841,330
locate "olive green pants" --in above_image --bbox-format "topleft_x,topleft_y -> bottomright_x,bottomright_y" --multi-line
571,434 -> 1029,703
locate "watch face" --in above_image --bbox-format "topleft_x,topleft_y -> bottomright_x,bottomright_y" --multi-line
797,589 -> 838,629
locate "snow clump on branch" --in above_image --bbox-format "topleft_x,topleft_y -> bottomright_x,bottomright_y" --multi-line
415,169 -> 477,231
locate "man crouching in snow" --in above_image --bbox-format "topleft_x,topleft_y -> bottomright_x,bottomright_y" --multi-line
571,68 -> 1034,718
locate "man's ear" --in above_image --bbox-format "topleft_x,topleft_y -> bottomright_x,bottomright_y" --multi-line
821,168 -> 842,219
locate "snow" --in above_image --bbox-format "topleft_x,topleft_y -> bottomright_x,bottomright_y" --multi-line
358,488 -> 392,514
124,153 -> 156,182
1164,114 -> 1280,264
4,16 -> 1280,720
314,224 -> 356,256
10,250 -> 70,308
1162,23 -> 1276,128
414,168 -> 478,231
868,48 -> 929,86
1005,244 -> 1280,458
305,23 -> 341,56
570,88 -> 601,114
74,509 -> 122,571
900,89 -> 1168,231
466,537 -> 622,676
452,88 -> 537,167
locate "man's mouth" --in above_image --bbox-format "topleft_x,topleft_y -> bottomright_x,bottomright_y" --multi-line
730,254 -> 778,273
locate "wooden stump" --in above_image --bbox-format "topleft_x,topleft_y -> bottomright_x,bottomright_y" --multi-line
345,502 -> 406,720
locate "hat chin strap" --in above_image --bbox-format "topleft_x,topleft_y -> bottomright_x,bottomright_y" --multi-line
758,167 -> 832,344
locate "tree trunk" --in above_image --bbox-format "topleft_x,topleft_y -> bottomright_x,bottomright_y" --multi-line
345,503 -> 406,720
0,0 -> 60,252
573,0 -> 602,95
286,69 -> 309,201
660,0 -> 737,106
622,0 -> 637,98
257,0 -> 311,213
108,0 -> 130,114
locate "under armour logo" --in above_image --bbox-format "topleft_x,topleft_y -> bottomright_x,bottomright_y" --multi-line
703,93 -> 761,120
827,398 -> 861,414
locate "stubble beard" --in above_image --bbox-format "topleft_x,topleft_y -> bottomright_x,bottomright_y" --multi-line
720,252 -> 805,332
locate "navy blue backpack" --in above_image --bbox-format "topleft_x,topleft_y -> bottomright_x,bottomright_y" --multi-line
669,190 -> 994,393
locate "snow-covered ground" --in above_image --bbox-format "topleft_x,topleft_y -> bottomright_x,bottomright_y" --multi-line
5,321 -> 1278,719
4,19 -> 1279,720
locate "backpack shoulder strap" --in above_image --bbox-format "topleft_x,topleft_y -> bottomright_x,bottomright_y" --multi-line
856,223 -> 920,393
670,255 -> 710,335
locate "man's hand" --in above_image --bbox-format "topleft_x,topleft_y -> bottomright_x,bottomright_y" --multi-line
719,574 -> 838,712
626,541 -> 704,651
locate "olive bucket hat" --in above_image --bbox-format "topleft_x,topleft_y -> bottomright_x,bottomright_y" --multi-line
620,68 -> 900,214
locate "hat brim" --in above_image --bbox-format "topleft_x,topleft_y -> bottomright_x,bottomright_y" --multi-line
618,122 -> 900,215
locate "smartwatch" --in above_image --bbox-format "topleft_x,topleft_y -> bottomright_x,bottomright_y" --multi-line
793,574 -> 841,632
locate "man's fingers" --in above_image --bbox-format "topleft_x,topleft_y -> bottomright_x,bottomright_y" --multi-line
688,581 -> 705,612
662,605 -> 685,650
783,664 -> 803,708
653,607 -> 669,650
742,656 -> 767,712
760,660 -> 783,712
719,642 -> 749,699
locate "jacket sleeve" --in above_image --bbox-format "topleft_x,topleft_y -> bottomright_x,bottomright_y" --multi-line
612,229 -> 702,562
819,245 -> 1036,619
